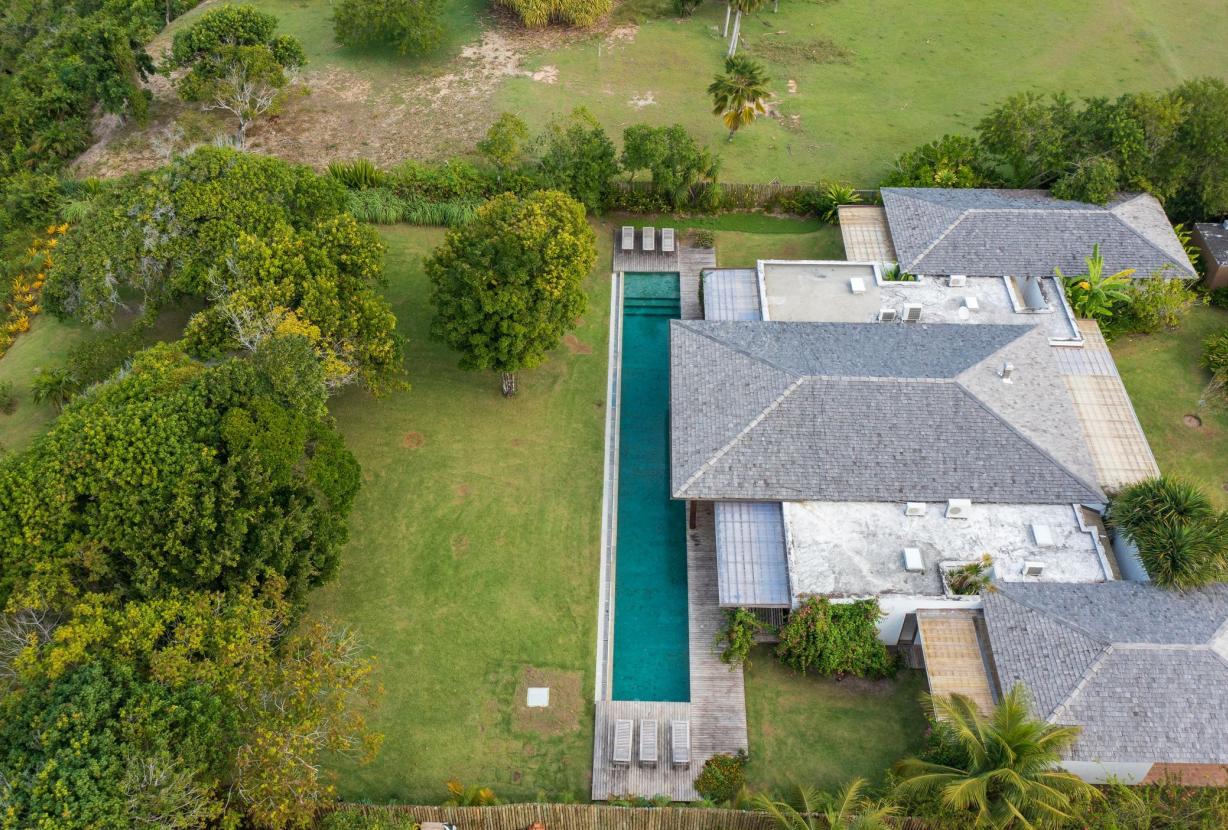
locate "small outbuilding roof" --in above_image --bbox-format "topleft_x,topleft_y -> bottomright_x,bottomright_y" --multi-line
881,188 -> 1195,279
983,582 -> 1228,765
1195,221 -> 1228,262
669,320 -> 1103,504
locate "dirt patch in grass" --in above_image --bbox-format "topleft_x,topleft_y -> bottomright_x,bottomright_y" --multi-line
451,533 -> 470,557
511,666 -> 583,738
74,12 -> 597,177
748,34 -> 853,66
455,482 -> 472,499
563,334 -> 593,354
402,431 -> 426,448
1185,413 -> 1204,428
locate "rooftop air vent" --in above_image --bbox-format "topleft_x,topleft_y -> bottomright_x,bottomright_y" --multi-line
850,277 -> 867,295
1031,523 -> 1055,547
1022,561 -> 1046,577
1000,361 -> 1015,383
946,499 -> 972,519
964,296 -> 980,312
903,548 -> 924,573
949,274 -> 968,287
905,502 -> 926,517
902,303 -> 923,323
878,308 -> 897,322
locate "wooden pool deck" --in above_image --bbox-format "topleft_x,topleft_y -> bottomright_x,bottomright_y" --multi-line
610,231 -> 715,320
592,503 -> 748,801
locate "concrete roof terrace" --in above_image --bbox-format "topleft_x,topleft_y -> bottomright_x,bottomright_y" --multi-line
759,261 -> 1082,343
785,501 -> 1109,598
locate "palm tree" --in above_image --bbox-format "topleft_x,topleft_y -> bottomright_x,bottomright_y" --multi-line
1109,475 -> 1214,535
726,0 -> 766,57
893,687 -> 1099,829
1055,243 -> 1134,320
1130,515 -> 1227,589
708,56 -> 770,142
30,367 -> 78,412
753,778 -> 897,829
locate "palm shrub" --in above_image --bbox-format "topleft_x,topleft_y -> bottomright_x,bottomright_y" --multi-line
1056,244 -> 1134,321
29,367 -> 78,411
709,56 -> 771,142
444,779 -> 498,806
1109,476 -> 1227,589
817,181 -> 861,223
944,554 -> 996,596
753,779 -> 898,830
775,596 -> 895,678
1110,475 -> 1215,532
716,607 -> 766,666
893,686 -> 1099,829
329,159 -> 386,189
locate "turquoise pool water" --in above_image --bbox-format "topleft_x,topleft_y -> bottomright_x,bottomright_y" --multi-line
611,273 -> 690,703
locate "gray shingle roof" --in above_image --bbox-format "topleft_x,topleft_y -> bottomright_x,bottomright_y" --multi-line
983,582 -> 1228,764
882,188 -> 1196,279
670,321 -> 1104,504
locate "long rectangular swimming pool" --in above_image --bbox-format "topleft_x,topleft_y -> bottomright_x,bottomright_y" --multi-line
611,273 -> 690,702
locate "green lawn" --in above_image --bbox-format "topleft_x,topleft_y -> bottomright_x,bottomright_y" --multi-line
743,647 -> 929,796
1111,305 -> 1228,509
311,224 -> 610,803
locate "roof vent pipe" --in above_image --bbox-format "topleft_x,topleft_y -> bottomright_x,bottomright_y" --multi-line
1000,362 -> 1015,383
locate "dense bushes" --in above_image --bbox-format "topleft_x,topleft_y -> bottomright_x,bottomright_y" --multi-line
1204,329 -> 1228,389
1109,476 -> 1228,589
333,0 -> 444,56
716,607 -> 765,666
884,78 -> 1228,223
47,147 -> 403,394
693,752 -> 748,804
775,596 -> 896,678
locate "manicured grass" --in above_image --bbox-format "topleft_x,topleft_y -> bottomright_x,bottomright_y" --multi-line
495,0 -> 1228,183
1111,305 -> 1228,509
743,646 -> 928,796
715,224 -> 844,267
311,223 -> 610,803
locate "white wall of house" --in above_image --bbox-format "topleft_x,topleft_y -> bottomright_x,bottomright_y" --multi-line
1061,761 -> 1153,785
822,594 -> 983,644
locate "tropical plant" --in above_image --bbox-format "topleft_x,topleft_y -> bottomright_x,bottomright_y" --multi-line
493,0 -> 612,26
893,686 -> 1099,829
621,124 -> 720,209
425,190 -> 595,396
1110,475 -> 1216,534
709,56 -> 771,142
478,113 -> 531,171
725,0 -> 766,56
165,5 -> 307,145
0,380 -> 15,414
29,367 -> 78,411
693,751 -> 747,804
1109,476 -> 1227,589
775,596 -> 895,678
329,158 -> 387,189
444,779 -> 498,806
818,181 -> 861,223
717,607 -> 766,666
883,134 -> 996,188
333,0 -> 444,56
1204,330 -> 1228,386
1056,244 -> 1135,320
882,264 -> 917,282
753,778 -> 898,830
1112,272 -> 1200,335
944,555 -> 997,596
1173,223 -> 1202,275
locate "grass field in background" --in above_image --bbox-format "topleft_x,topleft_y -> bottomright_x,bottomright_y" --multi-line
743,647 -> 929,795
311,224 -> 610,802
1112,305 -> 1228,510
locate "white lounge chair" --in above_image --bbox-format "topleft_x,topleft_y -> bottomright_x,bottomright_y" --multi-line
612,719 -> 633,766
642,226 -> 656,252
670,720 -> 690,768
621,225 -> 634,251
639,719 -> 658,766
661,227 -> 676,253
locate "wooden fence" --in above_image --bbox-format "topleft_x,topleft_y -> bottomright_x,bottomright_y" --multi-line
327,803 -> 932,830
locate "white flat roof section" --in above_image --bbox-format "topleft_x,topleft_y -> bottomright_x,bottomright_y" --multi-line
758,261 -> 1080,342
785,501 -> 1108,598
714,501 -> 791,608
702,270 -> 762,321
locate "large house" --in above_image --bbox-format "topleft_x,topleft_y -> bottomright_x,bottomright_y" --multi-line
662,191 -> 1225,784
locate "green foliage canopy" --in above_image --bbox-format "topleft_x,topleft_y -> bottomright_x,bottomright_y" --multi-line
539,108 -> 620,213
1109,476 -> 1228,589
493,0 -> 612,27
332,0 -> 444,56
621,124 -> 720,209
0,342 -> 360,610
775,596 -> 895,678
426,189 -> 595,379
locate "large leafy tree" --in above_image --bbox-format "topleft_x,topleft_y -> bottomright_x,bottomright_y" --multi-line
425,190 -> 595,396
45,147 -> 402,394
165,4 -> 306,145
0,341 -> 360,610
2,588 -> 381,830
621,123 -> 720,209
893,687 -> 1099,829
333,0 -> 444,56
539,108 -> 620,214
709,56 -> 771,141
